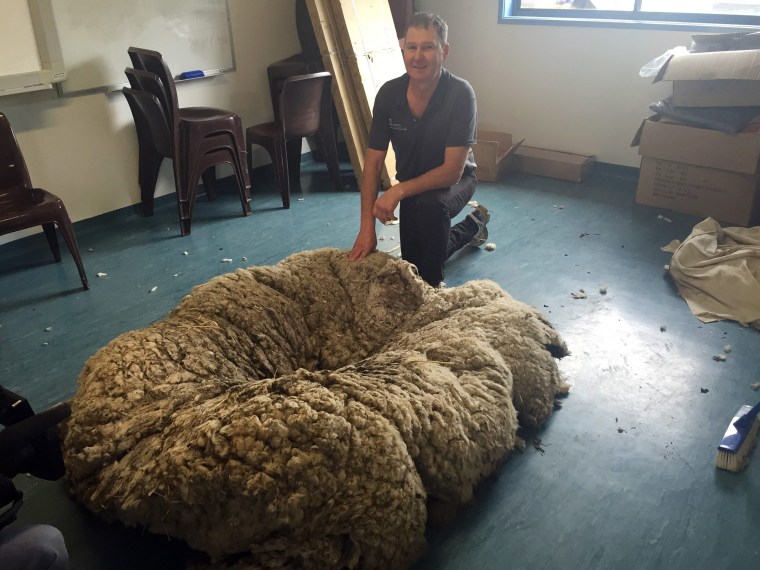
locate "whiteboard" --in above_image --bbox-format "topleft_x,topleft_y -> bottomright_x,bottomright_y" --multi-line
50,0 -> 235,95
0,0 -> 42,77
0,0 -> 66,96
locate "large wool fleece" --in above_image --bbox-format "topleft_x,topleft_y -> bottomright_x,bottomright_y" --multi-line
63,248 -> 568,569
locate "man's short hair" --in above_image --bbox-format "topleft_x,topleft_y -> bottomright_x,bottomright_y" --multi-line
406,12 -> 448,46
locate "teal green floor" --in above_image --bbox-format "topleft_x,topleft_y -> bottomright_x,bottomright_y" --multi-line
2,161 -> 759,569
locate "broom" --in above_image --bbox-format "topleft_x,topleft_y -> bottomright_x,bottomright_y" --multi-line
716,401 -> 760,472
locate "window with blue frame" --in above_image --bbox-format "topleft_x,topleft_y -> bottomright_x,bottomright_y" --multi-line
500,0 -> 760,27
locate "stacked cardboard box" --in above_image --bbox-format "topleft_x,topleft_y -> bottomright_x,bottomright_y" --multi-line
633,36 -> 760,226
654,48 -> 760,108
471,130 -> 523,182
511,146 -> 596,183
472,130 -> 595,183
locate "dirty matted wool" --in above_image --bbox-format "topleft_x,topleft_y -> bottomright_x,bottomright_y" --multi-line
63,248 -> 568,569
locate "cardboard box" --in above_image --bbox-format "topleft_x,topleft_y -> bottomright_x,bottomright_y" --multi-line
472,130 -> 524,182
511,146 -> 596,182
654,49 -> 760,107
634,118 -> 760,226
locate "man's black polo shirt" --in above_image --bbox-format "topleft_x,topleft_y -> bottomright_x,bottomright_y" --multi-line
368,68 -> 477,184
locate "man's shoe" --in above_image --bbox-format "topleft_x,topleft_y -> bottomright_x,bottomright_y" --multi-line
467,204 -> 490,247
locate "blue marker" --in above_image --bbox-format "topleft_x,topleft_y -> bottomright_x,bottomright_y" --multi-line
179,70 -> 205,80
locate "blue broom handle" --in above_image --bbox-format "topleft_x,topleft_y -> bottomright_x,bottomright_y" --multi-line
734,401 -> 760,429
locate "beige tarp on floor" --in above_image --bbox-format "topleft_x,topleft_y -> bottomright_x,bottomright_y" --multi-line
662,217 -> 760,328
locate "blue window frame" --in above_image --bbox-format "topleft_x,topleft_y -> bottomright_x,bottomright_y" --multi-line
500,0 -> 760,28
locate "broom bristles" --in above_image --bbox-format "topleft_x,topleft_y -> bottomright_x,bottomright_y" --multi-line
716,413 -> 760,472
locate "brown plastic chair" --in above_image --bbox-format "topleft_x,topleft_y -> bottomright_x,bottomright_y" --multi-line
0,112 -> 88,290
124,68 -> 225,207
123,68 -> 171,215
125,47 -> 251,236
246,71 -> 343,209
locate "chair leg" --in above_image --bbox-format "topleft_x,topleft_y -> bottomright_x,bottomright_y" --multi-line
139,146 -> 163,217
275,139 -> 292,209
201,167 -> 218,201
42,223 -> 62,262
241,148 -> 252,202
227,122 -> 251,212
173,156 -> 195,237
246,133 -> 255,195
318,117 -> 345,192
54,215 -> 89,290
286,137 -> 302,194
230,119 -> 251,203
230,149 -> 252,217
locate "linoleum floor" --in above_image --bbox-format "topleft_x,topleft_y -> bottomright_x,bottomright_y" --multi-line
1,162 -> 759,569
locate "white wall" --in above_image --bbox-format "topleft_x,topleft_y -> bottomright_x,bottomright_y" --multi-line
418,0 -> 709,166
1,0 -> 300,244
2,1 -> 750,245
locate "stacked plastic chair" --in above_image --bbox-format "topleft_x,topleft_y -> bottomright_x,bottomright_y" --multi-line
123,47 -> 251,236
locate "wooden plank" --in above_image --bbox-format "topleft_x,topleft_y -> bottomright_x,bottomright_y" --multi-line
348,48 -> 405,130
334,0 -> 400,55
330,0 -> 404,186
307,0 -> 367,178
308,0 -> 405,187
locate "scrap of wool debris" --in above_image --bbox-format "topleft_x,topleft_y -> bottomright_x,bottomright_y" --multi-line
485,243 -> 496,251
558,382 -> 571,396
379,236 -> 386,241
242,257 -> 248,262
96,272 -> 107,278
44,327 -> 53,332
598,285 -> 608,295
467,200 -> 479,208
701,387 -> 709,393
553,204 -> 564,209
297,198 -> 305,202
387,219 -> 399,225
580,232 -> 589,238
724,345 -> 732,353
751,382 -> 760,391
571,291 -> 587,300
182,251 -> 189,256
150,286 -> 158,293
660,325 -> 667,332
222,258 -> 233,263
713,354 -> 727,362
657,214 -> 672,223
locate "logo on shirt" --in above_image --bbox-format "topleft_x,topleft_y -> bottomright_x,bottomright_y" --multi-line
388,119 -> 407,132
